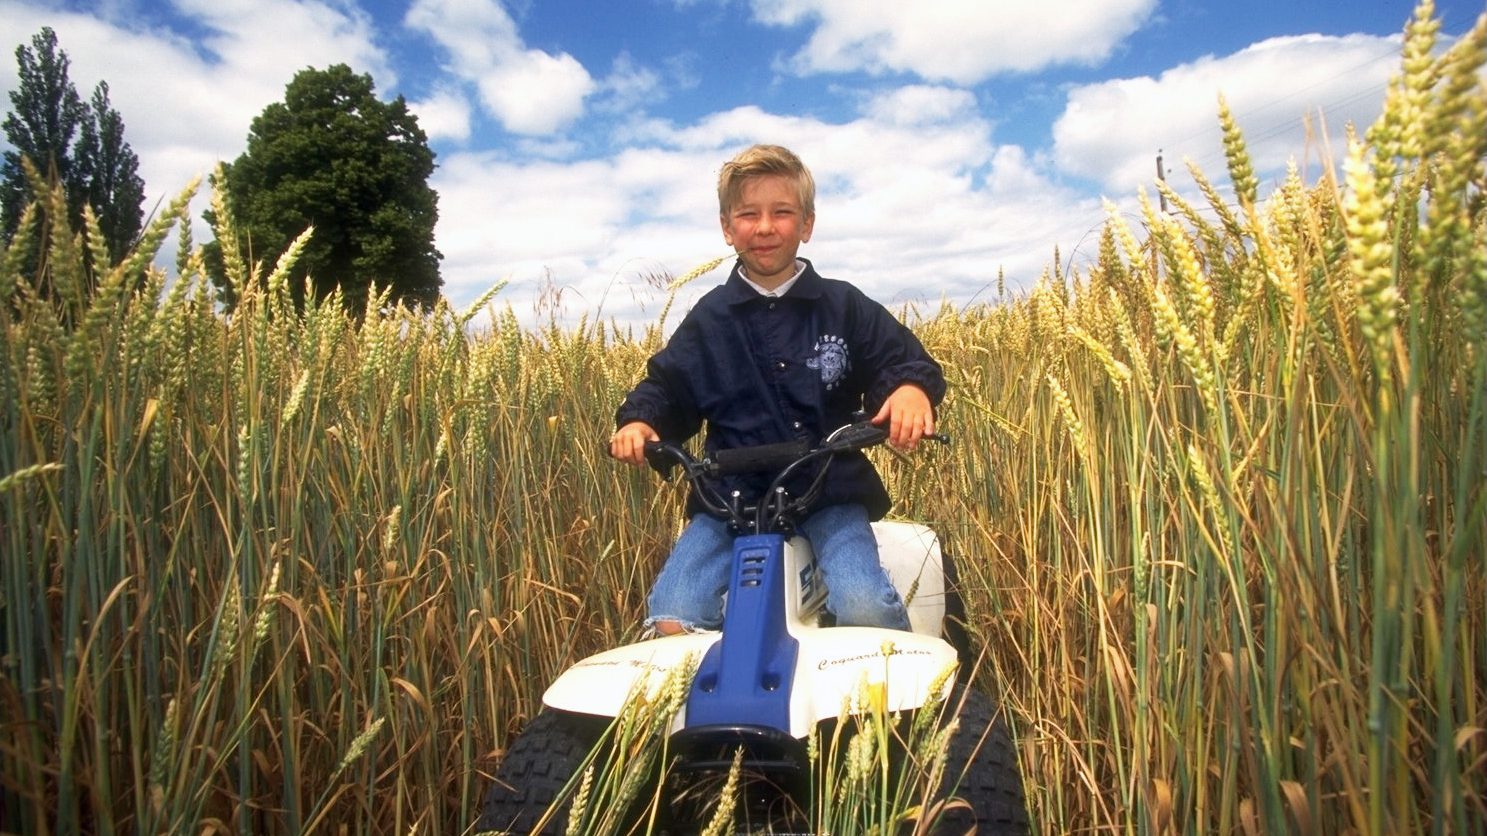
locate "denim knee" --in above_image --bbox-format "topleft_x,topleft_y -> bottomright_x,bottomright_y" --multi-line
645,514 -> 732,630
800,504 -> 911,631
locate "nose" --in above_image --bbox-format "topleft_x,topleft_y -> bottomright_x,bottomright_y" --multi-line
756,212 -> 774,235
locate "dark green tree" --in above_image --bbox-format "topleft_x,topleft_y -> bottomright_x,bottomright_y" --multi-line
1,27 -> 146,270
209,64 -> 442,312
1,27 -> 87,239
74,81 -> 145,262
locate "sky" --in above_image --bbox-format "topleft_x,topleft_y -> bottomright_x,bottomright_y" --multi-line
0,0 -> 1482,326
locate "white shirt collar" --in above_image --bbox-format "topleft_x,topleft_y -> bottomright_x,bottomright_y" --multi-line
740,260 -> 807,297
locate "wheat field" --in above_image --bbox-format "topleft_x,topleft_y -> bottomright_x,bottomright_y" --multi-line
2,3 -> 1484,833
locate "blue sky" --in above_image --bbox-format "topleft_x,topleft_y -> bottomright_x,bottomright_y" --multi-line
1,0 -> 1482,324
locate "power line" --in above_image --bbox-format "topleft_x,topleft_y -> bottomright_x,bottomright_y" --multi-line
1158,39 -> 1403,155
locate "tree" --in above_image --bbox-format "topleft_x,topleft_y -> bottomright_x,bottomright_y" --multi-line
1,27 -> 86,239
210,64 -> 442,312
74,81 -> 145,262
1,27 -> 145,269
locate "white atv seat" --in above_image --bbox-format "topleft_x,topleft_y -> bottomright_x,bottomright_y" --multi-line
872,520 -> 947,637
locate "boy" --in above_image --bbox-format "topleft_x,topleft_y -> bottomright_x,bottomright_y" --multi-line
610,144 -> 945,636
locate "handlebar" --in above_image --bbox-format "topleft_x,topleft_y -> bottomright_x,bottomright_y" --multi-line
711,439 -> 812,476
640,419 -> 948,534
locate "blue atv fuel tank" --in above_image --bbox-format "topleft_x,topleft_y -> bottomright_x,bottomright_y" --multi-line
685,534 -> 798,732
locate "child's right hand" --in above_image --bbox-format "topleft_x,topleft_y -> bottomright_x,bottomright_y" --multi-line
872,383 -> 935,451
610,421 -> 659,466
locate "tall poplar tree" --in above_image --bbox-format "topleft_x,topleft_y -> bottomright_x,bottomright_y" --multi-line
1,27 -> 146,271
0,27 -> 86,239
73,81 -> 145,262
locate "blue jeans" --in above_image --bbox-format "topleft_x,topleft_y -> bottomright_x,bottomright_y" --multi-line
646,503 -> 911,632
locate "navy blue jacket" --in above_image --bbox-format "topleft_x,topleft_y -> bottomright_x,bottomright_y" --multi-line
616,259 -> 945,520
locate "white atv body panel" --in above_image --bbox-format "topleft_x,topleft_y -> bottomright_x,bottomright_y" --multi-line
542,520 -> 958,737
874,519 -> 949,636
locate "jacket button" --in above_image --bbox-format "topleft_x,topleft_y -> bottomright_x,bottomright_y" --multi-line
777,361 -> 787,370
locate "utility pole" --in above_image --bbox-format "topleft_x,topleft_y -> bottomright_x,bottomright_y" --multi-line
1156,149 -> 1169,213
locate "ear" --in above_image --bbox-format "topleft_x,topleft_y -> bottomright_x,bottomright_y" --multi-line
801,214 -> 815,243
720,214 -> 734,247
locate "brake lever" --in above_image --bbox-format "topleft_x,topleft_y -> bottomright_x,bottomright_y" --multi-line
827,421 -> 889,452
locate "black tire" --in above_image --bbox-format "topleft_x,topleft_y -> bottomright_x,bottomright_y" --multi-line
474,710 -> 608,835
929,686 -> 1029,835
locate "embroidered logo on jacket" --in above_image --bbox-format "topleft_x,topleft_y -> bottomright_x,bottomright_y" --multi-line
807,335 -> 850,390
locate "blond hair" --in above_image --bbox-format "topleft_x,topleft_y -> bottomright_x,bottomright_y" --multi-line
717,144 -> 816,218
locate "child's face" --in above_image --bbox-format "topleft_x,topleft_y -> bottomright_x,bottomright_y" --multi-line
720,174 -> 815,290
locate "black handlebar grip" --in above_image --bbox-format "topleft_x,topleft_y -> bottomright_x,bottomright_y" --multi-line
711,439 -> 811,475
642,441 -> 677,479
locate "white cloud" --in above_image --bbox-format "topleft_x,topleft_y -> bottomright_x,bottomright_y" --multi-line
595,52 -> 664,115
477,49 -> 594,135
430,146 -> 724,322
410,87 -> 473,143
435,154 -> 623,265
404,0 -> 595,135
431,85 -> 1101,325
403,0 -> 520,71
752,0 -> 1158,83
863,85 -> 979,127
171,0 -> 394,87
1052,33 -> 1401,196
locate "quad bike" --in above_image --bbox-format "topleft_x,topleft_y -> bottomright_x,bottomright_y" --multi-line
476,418 -> 1028,834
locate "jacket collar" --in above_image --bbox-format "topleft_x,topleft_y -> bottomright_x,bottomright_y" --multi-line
722,258 -> 824,305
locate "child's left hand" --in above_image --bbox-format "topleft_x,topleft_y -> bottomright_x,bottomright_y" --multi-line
872,384 -> 934,450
